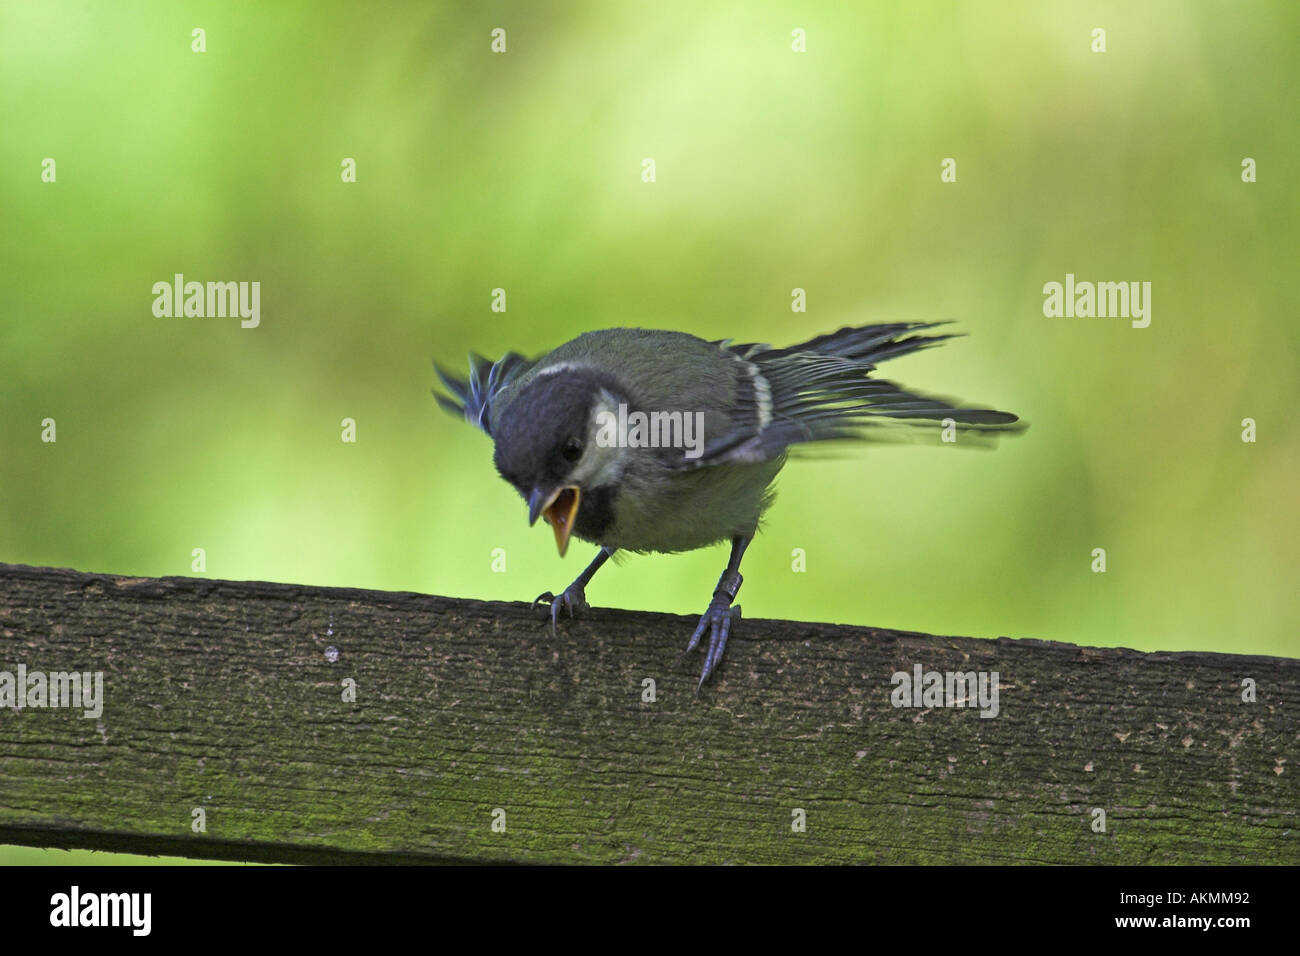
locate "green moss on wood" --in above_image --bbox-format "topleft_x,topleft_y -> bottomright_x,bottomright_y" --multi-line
1,563 -> 1295,864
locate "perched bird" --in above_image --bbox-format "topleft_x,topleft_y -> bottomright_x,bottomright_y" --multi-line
435,323 -> 1022,689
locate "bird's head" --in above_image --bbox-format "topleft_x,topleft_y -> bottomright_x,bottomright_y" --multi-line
492,368 -> 627,556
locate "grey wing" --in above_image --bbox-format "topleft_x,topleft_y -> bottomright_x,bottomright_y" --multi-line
434,351 -> 534,437
684,322 -> 1022,468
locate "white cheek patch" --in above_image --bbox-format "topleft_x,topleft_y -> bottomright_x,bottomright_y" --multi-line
573,392 -> 627,487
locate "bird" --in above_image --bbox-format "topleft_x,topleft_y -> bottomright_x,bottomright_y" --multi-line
434,323 -> 1022,690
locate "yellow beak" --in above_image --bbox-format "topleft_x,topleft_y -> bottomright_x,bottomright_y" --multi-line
540,485 -> 581,557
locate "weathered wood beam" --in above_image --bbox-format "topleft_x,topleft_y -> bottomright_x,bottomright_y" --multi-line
0,562 -> 1294,864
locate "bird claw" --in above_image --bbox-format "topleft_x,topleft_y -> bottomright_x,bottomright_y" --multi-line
680,600 -> 741,691
533,584 -> 590,638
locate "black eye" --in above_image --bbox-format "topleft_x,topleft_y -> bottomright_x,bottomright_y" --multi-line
562,437 -> 583,462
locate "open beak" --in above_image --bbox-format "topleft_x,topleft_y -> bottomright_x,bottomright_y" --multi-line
527,485 -> 581,557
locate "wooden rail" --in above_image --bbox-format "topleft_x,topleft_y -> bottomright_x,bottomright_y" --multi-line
0,562 -> 1294,864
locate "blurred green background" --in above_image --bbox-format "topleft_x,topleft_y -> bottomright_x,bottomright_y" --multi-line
1,1 -> 1296,864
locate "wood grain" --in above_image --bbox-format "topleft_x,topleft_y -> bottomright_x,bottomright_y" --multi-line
0,562 -> 1294,864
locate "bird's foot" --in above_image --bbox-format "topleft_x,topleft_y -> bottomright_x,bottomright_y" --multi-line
680,598 -> 742,691
533,583 -> 590,637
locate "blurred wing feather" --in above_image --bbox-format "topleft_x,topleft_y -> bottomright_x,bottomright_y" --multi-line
433,351 -> 533,436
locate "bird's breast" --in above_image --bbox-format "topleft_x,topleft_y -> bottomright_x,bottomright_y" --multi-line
578,458 -> 783,554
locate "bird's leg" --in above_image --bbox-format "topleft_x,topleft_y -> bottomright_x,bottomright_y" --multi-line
682,534 -> 752,689
534,546 -> 615,637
